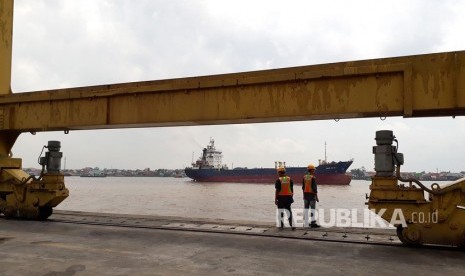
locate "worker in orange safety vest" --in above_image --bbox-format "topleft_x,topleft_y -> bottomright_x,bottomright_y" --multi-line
302,164 -> 320,228
275,167 -> 295,230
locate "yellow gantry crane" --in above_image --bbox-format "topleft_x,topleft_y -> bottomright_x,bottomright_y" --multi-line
1,1 -> 465,246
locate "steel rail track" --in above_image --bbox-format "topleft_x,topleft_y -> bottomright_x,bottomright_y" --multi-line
49,211 -> 403,247
3,211 -> 462,250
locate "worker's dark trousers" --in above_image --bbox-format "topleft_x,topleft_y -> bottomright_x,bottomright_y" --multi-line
304,199 -> 317,225
277,197 -> 294,228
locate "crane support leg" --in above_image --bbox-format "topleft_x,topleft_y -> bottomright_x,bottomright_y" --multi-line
0,0 -> 14,95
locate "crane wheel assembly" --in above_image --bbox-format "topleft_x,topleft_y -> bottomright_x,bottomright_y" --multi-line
368,130 -> 465,248
0,141 -> 69,220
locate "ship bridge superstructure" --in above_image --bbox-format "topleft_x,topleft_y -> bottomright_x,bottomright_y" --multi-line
192,139 -> 226,170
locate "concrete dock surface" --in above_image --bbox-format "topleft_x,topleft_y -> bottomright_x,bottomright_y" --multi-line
1,211 -> 464,275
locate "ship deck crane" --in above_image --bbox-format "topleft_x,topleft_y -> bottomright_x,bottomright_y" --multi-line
1,0 -> 465,246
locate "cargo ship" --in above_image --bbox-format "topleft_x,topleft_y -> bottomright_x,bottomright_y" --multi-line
185,139 -> 353,185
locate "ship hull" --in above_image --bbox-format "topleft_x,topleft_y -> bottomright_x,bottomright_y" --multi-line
185,163 -> 352,185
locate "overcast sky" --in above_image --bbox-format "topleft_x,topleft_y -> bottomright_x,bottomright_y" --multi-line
9,0 -> 465,172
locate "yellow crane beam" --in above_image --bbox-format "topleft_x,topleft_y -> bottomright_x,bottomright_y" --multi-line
0,51 -> 464,135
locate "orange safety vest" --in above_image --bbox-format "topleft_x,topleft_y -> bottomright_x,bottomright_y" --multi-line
303,174 -> 315,194
278,176 -> 293,196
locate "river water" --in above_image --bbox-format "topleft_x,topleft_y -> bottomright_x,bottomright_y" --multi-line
56,177 -> 441,228
57,177 -> 368,224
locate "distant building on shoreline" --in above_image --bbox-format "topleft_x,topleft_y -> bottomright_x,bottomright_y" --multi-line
23,167 -> 186,178
349,168 -> 464,181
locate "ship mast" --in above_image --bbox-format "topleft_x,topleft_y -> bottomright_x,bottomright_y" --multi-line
325,141 -> 327,163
